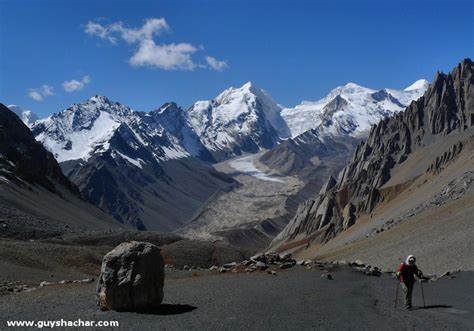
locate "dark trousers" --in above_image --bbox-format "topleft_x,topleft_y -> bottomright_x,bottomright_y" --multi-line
402,282 -> 414,307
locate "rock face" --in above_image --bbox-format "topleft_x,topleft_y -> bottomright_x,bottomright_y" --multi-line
0,103 -> 77,194
274,59 -> 474,246
97,241 -> 164,312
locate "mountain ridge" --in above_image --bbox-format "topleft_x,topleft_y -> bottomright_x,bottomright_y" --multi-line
272,58 -> 474,248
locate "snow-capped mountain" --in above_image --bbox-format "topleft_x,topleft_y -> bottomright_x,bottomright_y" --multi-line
281,80 -> 428,138
260,80 -> 429,180
31,95 -> 232,231
32,95 -> 210,164
7,105 -> 39,127
27,79 -> 428,231
186,82 -> 290,160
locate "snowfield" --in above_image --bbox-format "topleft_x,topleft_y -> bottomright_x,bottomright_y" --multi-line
229,154 -> 284,183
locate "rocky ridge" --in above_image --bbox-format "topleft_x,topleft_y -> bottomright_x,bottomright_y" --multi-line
274,59 -> 474,245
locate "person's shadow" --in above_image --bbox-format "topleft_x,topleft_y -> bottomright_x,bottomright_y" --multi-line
137,304 -> 197,315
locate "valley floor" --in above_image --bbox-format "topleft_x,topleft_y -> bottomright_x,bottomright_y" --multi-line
1,266 -> 473,330
178,152 -> 308,252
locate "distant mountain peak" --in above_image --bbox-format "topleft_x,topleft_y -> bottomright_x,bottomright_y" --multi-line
282,80 -> 428,138
343,82 -> 365,89
242,81 -> 254,89
91,94 -> 113,101
156,102 -> 180,114
7,104 -> 38,127
404,79 -> 429,91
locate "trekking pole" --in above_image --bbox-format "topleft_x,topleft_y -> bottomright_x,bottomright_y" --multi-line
420,280 -> 426,308
394,279 -> 399,308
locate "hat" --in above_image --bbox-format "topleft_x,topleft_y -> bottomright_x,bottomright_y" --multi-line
406,255 -> 416,265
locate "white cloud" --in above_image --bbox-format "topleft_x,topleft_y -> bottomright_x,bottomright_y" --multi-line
130,40 -> 197,70
28,85 -> 55,101
84,18 -> 169,45
62,75 -> 91,92
84,17 -> 227,71
28,91 -> 43,101
85,21 -> 117,44
206,56 -> 228,71
110,18 -> 169,44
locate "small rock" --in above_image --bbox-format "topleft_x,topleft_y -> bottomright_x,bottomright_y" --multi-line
354,260 -> 364,266
255,261 -> 268,271
39,281 -> 53,287
266,270 -> 277,276
223,262 -> 237,269
219,267 -> 228,273
81,278 -> 94,283
279,252 -> 292,260
250,254 -> 267,264
209,265 -> 219,271
183,265 -> 190,271
321,274 -> 333,280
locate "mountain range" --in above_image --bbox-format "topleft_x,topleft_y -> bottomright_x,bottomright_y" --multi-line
32,96 -> 234,230
271,59 -> 474,273
16,78 -> 427,232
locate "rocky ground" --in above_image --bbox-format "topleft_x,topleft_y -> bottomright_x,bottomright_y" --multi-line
1,265 -> 472,330
0,229 -> 244,289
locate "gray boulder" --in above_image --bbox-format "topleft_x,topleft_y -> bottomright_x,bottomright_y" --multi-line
97,241 -> 164,312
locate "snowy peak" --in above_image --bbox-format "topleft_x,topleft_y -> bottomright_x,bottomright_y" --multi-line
155,102 -> 180,115
7,105 -> 39,127
404,79 -> 429,91
186,82 -> 288,158
281,80 -> 428,138
32,96 -> 211,164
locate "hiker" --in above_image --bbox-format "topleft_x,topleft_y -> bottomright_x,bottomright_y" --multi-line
396,255 -> 423,309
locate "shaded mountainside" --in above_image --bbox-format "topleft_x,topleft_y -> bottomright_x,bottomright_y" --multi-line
64,154 -> 236,231
33,96 -> 236,231
0,103 -> 76,194
0,104 -> 119,237
7,105 -> 38,127
260,130 -> 360,180
274,58 -> 474,247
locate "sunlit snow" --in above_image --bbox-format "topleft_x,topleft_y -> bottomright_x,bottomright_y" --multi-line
229,154 -> 284,183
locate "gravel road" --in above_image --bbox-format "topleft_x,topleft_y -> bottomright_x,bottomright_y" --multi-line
1,266 -> 472,330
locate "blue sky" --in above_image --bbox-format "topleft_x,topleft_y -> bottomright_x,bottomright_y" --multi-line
1,0 -> 473,118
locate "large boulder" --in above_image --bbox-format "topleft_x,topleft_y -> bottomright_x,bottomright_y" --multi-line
97,241 -> 164,312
